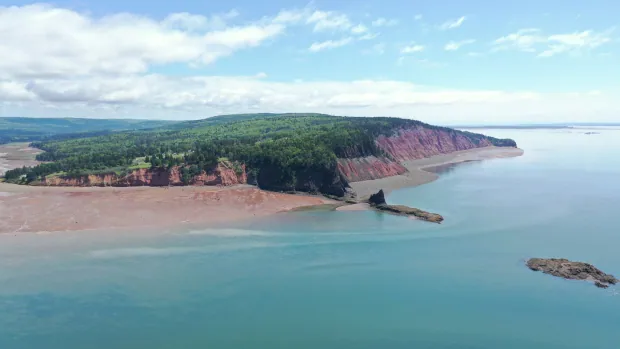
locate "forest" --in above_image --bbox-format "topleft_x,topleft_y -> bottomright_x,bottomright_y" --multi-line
3,113 -> 517,192
0,117 -> 174,144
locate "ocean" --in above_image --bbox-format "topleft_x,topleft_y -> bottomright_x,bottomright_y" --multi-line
1,128 -> 619,349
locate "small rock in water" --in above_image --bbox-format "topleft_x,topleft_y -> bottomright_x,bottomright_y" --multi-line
595,281 -> 609,289
527,258 -> 619,289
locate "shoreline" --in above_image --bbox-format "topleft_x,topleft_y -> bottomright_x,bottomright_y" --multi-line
0,143 -> 42,176
1,146 -> 523,235
0,184 -> 338,235
348,146 -> 524,199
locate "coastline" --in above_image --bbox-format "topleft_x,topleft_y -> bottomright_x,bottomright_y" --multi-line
0,184 -> 337,235
348,146 -> 524,199
1,146 -> 523,235
0,143 -> 42,176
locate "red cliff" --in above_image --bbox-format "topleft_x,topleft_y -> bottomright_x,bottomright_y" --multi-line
337,156 -> 407,182
376,127 -> 492,162
337,126 -> 493,183
41,161 -> 247,187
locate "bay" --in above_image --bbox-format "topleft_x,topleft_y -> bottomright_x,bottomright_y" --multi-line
1,128 -> 619,349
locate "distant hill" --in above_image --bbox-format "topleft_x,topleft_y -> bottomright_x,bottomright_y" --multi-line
3,113 -> 517,196
0,117 -> 176,144
453,122 -> 620,130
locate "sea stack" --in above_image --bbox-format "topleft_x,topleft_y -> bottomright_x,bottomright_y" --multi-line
368,189 -> 387,205
366,189 -> 443,223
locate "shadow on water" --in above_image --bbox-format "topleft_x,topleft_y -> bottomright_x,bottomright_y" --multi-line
422,160 -> 477,175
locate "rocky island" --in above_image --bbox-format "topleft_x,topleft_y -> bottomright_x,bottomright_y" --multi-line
527,258 -> 619,288
367,189 -> 443,223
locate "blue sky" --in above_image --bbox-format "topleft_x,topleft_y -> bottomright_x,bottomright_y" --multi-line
0,0 -> 618,124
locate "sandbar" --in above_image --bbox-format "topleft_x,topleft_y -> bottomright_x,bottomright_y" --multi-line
0,143 -> 42,176
0,184 -> 336,234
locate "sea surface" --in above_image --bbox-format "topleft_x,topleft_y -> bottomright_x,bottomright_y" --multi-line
1,128 -> 619,349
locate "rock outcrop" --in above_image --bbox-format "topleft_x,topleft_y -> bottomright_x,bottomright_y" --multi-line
337,126 -> 517,183
375,127 -> 492,162
527,258 -> 619,288
366,189 -> 443,223
42,161 -> 247,187
368,189 -> 386,205
337,156 -> 407,182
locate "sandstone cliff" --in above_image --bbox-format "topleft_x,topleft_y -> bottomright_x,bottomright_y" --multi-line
42,161 -> 247,187
337,126 -> 510,183
375,127 -> 492,161
337,156 -> 407,182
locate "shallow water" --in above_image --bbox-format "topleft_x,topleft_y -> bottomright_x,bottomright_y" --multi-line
1,128 -> 619,349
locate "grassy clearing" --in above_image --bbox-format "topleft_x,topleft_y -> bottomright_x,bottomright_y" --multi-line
128,162 -> 151,170
45,171 -> 67,178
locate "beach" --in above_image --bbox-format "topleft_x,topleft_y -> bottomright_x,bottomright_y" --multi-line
0,143 -> 42,176
0,184 -> 337,234
348,146 -> 524,199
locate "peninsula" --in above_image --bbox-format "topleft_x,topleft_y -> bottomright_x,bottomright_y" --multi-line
3,113 -> 518,197
1,113 -> 522,233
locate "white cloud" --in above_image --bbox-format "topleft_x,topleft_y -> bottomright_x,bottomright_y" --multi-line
162,10 -> 238,31
273,8 -> 311,24
351,24 -> 368,34
298,10 -> 376,37
401,44 -> 425,53
371,18 -> 399,27
493,28 -> 613,57
414,14 -> 423,21
0,75 -> 543,108
444,39 -> 476,51
309,38 -> 353,52
358,33 -> 379,40
0,5 -> 617,124
3,74 -> 613,124
493,28 -> 544,52
539,30 -> 612,57
440,16 -> 466,30
306,10 -> 352,32
0,4 -> 284,78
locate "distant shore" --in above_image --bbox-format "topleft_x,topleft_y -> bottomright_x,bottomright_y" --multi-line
0,143 -> 42,176
348,146 -> 524,199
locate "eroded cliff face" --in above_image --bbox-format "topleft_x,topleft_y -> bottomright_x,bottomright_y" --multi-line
376,127 -> 492,161
337,126 -> 494,183
337,156 -> 407,182
41,162 -> 247,187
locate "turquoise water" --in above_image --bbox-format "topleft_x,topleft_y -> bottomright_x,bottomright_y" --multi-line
1,128 -> 619,349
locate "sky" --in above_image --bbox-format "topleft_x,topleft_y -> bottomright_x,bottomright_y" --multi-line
0,0 -> 618,125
